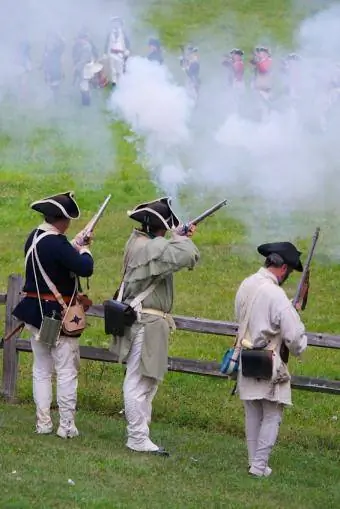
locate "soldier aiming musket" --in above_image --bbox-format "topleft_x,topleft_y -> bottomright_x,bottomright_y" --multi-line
108,196 -> 227,456
10,192 -> 111,438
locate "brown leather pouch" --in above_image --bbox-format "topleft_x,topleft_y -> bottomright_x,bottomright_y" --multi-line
77,293 -> 93,312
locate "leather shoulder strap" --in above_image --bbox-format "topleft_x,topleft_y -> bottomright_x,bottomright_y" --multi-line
27,230 -> 72,312
25,230 -> 58,267
236,280 -> 271,347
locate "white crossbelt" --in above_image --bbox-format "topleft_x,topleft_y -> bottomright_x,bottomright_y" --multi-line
142,308 -> 176,331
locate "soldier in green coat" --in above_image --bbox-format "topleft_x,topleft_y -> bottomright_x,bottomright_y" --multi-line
111,197 -> 200,455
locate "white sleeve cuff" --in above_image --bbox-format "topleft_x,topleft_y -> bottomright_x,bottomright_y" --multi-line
79,247 -> 92,257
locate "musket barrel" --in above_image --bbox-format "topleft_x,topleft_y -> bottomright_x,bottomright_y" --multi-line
189,199 -> 228,226
82,194 -> 112,240
86,194 -> 112,231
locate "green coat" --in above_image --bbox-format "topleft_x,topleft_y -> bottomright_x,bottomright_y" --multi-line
110,229 -> 200,381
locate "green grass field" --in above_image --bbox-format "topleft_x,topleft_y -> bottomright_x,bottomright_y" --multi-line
1,1 -> 340,508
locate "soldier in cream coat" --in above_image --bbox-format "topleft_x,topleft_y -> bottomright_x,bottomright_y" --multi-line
235,242 -> 308,478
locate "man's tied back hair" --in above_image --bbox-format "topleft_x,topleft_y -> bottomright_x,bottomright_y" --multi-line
44,215 -> 61,225
264,253 -> 285,268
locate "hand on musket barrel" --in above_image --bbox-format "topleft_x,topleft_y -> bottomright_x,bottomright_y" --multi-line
293,269 -> 310,311
176,198 -> 228,236
175,223 -> 196,237
284,228 -> 320,363
72,194 -> 112,249
292,227 -> 320,312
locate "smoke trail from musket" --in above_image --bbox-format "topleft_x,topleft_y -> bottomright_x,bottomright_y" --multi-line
110,56 -> 195,201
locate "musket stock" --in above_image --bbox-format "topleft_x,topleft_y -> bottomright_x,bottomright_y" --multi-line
292,227 -> 320,310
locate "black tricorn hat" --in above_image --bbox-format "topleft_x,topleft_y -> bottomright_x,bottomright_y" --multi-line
255,46 -> 271,54
230,48 -> 244,56
30,191 -> 80,219
257,242 -> 303,272
287,53 -> 301,61
127,196 -> 180,230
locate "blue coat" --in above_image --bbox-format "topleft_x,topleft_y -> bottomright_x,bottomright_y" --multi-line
147,50 -> 163,65
13,229 -> 94,331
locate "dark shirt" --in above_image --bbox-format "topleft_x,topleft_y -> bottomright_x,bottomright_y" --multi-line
186,61 -> 200,89
13,229 -> 94,330
72,38 -> 98,66
187,61 -> 199,78
147,50 -> 163,65
43,39 -> 65,82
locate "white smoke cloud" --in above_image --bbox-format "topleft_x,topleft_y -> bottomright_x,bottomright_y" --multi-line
2,0 -> 340,256
108,3 -> 340,256
0,0 -> 138,186
110,56 -> 195,198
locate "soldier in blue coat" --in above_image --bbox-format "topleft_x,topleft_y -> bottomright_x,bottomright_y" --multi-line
147,37 -> 163,65
13,191 -> 94,438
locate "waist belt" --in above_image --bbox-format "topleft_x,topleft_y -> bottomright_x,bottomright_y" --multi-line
142,308 -> 176,331
24,292 -> 73,304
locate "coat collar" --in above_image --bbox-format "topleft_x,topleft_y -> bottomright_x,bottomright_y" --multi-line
257,267 -> 279,285
38,221 -> 61,234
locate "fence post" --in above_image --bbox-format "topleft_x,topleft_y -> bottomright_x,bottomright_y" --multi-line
2,274 -> 23,401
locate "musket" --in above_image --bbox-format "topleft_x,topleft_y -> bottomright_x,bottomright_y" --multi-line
80,194 -> 112,243
0,322 -> 25,347
280,227 -> 320,364
292,227 -> 320,311
180,199 -> 228,234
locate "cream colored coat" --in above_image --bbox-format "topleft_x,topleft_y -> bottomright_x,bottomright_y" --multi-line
235,267 -> 308,406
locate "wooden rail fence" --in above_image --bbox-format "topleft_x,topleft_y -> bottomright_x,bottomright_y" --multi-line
1,274 -> 340,401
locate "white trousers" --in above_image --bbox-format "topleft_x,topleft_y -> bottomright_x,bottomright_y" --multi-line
29,326 -> 80,430
244,399 -> 283,476
123,326 -> 159,451
109,53 -> 125,84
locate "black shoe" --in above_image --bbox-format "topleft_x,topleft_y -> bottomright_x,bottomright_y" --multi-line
151,447 -> 170,457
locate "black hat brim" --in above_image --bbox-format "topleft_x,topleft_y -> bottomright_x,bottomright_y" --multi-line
30,191 -> 80,219
257,242 -> 303,272
230,48 -> 244,56
127,197 -> 180,230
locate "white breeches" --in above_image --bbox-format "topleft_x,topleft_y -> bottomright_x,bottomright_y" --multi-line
109,53 -> 125,84
123,325 -> 159,451
29,326 -> 80,427
244,399 -> 283,475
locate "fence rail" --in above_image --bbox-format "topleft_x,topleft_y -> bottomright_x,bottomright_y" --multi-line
1,274 -> 340,401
